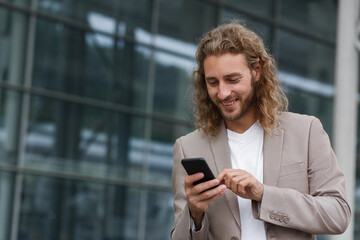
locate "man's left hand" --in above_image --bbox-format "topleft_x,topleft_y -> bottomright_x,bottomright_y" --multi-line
217,168 -> 264,202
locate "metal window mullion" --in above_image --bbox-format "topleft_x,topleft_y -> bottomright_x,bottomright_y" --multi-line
10,0 -> 38,239
272,0 -> 281,61
332,0 -> 360,240
137,0 -> 160,240
216,0 -> 223,24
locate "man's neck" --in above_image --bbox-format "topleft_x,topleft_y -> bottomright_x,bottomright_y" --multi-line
225,108 -> 258,134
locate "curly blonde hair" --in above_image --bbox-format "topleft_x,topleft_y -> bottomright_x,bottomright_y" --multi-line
193,21 -> 288,135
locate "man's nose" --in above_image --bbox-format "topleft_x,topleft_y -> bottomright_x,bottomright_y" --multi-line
217,83 -> 231,100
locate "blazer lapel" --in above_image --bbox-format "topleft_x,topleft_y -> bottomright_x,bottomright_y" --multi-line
263,124 -> 284,186
209,122 -> 241,228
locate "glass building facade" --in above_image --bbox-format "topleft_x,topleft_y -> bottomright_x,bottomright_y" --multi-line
0,0 -> 356,239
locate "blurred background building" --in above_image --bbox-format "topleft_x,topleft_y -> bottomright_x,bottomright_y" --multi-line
0,0 -> 359,239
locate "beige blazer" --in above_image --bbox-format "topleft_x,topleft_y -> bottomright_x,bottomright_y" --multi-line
171,112 -> 351,240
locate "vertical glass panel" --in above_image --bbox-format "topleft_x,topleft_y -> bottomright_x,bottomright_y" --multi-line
286,88 -> 333,138
0,7 -> 28,84
358,61 -> 360,93
158,0 -> 217,49
148,119 -> 193,185
146,190 -> 174,240
280,0 -> 337,41
221,10 -> 273,49
153,51 -> 193,119
356,104 -> 360,239
278,30 -> 335,85
33,18 -> 149,108
37,0 -> 152,37
0,171 -> 14,240
25,95 -> 146,181
0,89 -> 22,165
18,174 -> 140,240
223,0 -> 274,18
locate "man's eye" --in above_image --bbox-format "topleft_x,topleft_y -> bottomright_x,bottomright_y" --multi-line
229,78 -> 239,82
208,81 -> 217,85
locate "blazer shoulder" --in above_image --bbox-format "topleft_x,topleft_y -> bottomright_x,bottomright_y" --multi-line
176,128 -> 209,145
175,128 -> 212,156
278,112 -> 318,130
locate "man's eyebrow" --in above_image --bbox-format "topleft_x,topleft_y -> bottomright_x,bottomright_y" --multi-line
205,73 -> 243,81
224,72 -> 242,78
205,76 -> 217,81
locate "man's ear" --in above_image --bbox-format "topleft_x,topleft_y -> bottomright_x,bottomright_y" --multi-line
252,60 -> 262,81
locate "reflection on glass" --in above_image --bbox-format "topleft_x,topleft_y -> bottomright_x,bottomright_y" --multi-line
0,171 -> 14,240
286,88 -> 333,137
280,0 -> 336,41
224,0 -> 274,18
146,190 -> 174,240
278,30 -> 335,85
37,0 -> 152,36
148,120 -> 193,185
32,19 -> 149,108
158,0 -> 217,45
221,10 -> 272,46
0,7 -> 28,84
153,51 -> 194,119
25,95 -> 147,181
0,89 -> 21,165
18,174 -> 140,240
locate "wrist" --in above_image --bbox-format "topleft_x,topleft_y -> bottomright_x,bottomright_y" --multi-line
255,184 -> 264,202
190,210 -> 204,230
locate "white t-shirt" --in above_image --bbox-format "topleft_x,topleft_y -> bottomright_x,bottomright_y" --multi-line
227,121 -> 266,240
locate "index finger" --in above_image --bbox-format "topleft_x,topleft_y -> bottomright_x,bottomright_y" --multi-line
216,168 -> 231,181
185,172 -> 204,186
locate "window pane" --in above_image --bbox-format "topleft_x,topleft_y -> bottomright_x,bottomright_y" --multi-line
286,88 -> 333,137
148,120 -> 193,185
221,10 -> 273,50
0,7 -> 29,84
0,89 -> 22,165
32,18 -> 149,108
25,95 -> 146,181
278,30 -> 335,85
153,51 -> 193,119
19,174 -> 140,240
146,190 -> 174,240
280,0 -> 337,41
223,0 -> 274,18
37,0 -> 152,37
158,0 -> 217,49
0,171 -> 15,240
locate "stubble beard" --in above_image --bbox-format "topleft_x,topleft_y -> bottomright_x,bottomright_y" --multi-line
214,77 -> 256,122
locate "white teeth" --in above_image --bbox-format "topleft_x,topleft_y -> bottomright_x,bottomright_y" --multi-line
222,100 -> 235,106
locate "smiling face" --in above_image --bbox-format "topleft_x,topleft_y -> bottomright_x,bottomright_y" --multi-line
204,53 -> 259,131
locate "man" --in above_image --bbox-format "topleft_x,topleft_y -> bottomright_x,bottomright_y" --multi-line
171,22 -> 351,240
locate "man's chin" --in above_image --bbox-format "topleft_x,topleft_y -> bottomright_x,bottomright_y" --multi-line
221,112 -> 242,122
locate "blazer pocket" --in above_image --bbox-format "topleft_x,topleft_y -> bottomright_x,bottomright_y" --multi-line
279,161 -> 306,176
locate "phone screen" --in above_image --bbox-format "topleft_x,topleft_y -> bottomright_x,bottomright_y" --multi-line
181,158 -> 216,186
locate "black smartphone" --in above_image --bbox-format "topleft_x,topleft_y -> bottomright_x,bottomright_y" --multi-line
181,157 -> 217,187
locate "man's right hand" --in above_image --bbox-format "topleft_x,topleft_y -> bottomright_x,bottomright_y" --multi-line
184,173 -> 226,230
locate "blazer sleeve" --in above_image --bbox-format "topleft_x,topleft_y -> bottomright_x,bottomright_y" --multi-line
171,138 -> 210,240
253,117 -> 351,234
